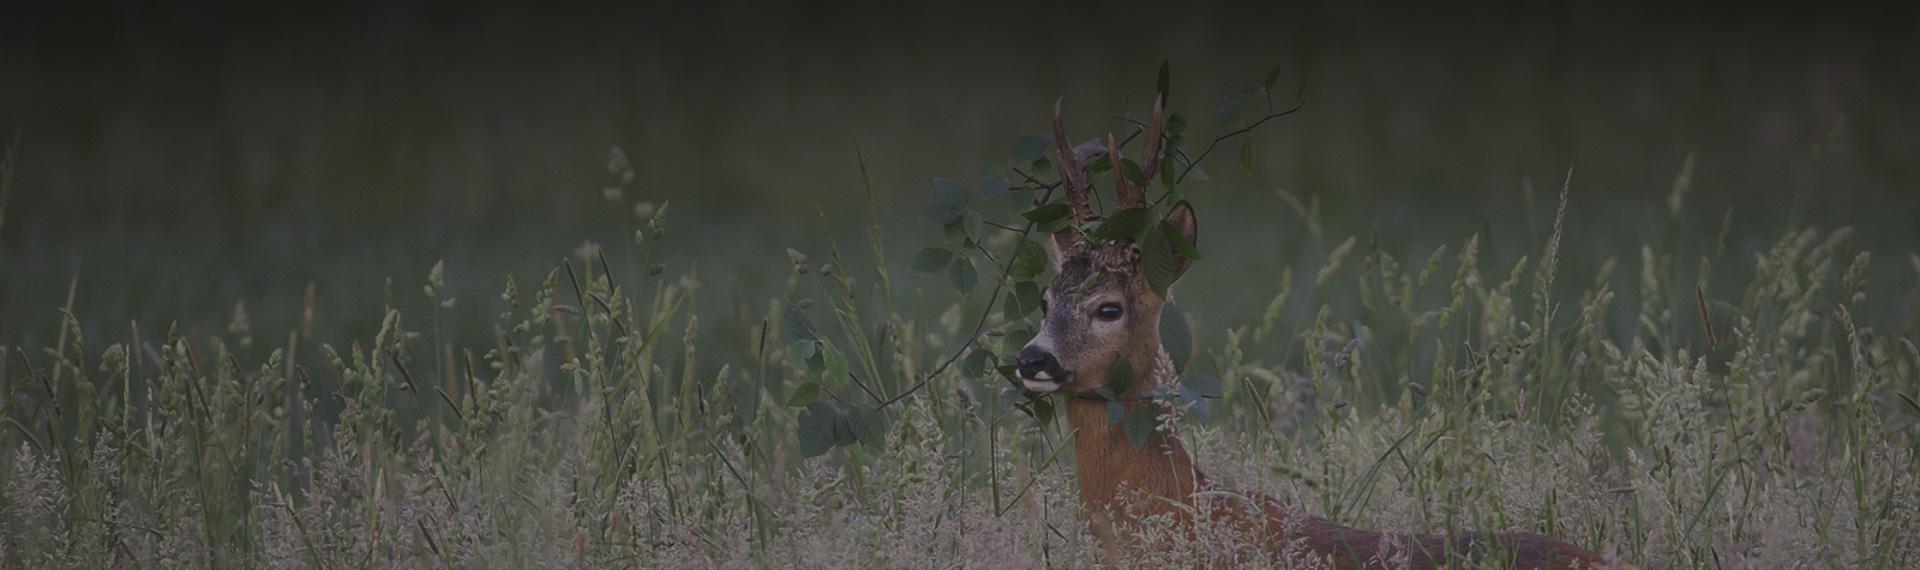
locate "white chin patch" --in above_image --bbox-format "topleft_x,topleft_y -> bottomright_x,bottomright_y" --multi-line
1022,379 -> 1061,393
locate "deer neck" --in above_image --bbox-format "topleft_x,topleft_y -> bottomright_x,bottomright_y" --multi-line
1064,342 -> 1206,541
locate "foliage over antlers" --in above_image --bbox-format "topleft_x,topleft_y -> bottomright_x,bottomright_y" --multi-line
872,63 -> 1306,430
1048,96 -> 1169,264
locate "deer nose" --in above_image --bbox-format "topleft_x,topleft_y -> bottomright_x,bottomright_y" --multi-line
1017,346 -> 1067,381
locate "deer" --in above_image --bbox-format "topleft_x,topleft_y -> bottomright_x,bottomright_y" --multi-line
1012,97 -> 1633,569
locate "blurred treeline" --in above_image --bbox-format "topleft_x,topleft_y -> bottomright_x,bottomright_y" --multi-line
2,0 -> 1916,350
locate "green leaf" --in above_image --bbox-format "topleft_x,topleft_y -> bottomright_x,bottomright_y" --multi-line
1002,280 -> 1043,321
1107,357 -> 1136,396
1000,325 -> 1034,353
845,406 -> 884,449
912,247 -> 954,273
1021,203 -> 1070,225
1010,240 -> 1048,279
1140,225 -> 1179,296
1182,372 -> 1225,399
1159,303 -> 1192,373
933,177 -> 969,204
1156,60 -> 1171,102
960,211 -> 983,243
1123,405 -> 1158,447
788,382 -> 821,408
821,342 -> 850,385
1160,219 -> 1203,261
1182,388 -> 1212,421
1166,112 -> 1188,135
949,255 -> 978,293
782,307 -> 817,344
1105,398 -> 1124,423
1031,397 -> 1055,425
1179,157 -> 1210,182
1085,154 -> 1112,174
1009,186 -> 1035,208
789,339 -> 819,364
1218,86 -> 1255,125
797,401 -> 837,457
963,349 -> 994,378
1089,207 -> 1154,242
921,200 -> 964,224
1039,216 -> 1073,234
1263,65 -> 1282,95
1240,139 -> 1256,177
1121,158 -> 1149,186
980,174 -> 1012,199
829,406 -> 858,447
1010,134 -> 1051,164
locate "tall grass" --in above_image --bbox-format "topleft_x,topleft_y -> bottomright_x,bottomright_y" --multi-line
2,147 -> 1918,568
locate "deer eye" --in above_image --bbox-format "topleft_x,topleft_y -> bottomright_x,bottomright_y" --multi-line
1093,302 -> 1124,321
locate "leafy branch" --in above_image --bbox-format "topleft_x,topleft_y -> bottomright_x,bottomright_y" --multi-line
1173,96 -> 1306,186
877,186 -> 1056,409
879,65 -> 1306,412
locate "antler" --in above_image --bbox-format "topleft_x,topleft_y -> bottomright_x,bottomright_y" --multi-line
1110,95 -> 1166,210
1056,95 -> 1170,222
1053,97 -> 1096,225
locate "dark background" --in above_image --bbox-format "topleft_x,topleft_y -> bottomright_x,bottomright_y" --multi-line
3,1 -> 1917,348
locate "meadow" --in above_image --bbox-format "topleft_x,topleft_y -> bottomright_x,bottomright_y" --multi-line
3,9 -> 1920,565
5,94 -> 1920,568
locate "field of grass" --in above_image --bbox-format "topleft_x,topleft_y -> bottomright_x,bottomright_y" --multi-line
5,10 -> 1920,560
4,94 -> 1919,568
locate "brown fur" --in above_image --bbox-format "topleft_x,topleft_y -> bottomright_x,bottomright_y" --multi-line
1027,100 -> 1630,567
1065,392 -> 1623,568
1035,253 -> 1626,568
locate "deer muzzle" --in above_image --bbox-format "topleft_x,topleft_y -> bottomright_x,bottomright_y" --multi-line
1017,345 -> 1071,392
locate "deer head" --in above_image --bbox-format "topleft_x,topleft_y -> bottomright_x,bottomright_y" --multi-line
1016,97 -> 1199,396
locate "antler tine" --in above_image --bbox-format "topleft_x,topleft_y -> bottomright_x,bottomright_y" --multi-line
1107,133 -> 1145,209
1139,95 -> 1167,182
1111,97 -> 1166,210
1053,97 -> 1094,223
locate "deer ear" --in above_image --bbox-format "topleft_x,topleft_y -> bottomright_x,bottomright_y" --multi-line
1042,232 -> 1072,271
1165,200 -> 1199,279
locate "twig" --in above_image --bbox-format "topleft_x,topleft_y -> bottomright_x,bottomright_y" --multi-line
843,370 -> 883,402
878,187 -> 1057,409
981,220 -> 1026,233
1175,98 -> 1306,185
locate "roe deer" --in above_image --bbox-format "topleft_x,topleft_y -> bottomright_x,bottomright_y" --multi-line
1014,97 -> 1633,569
